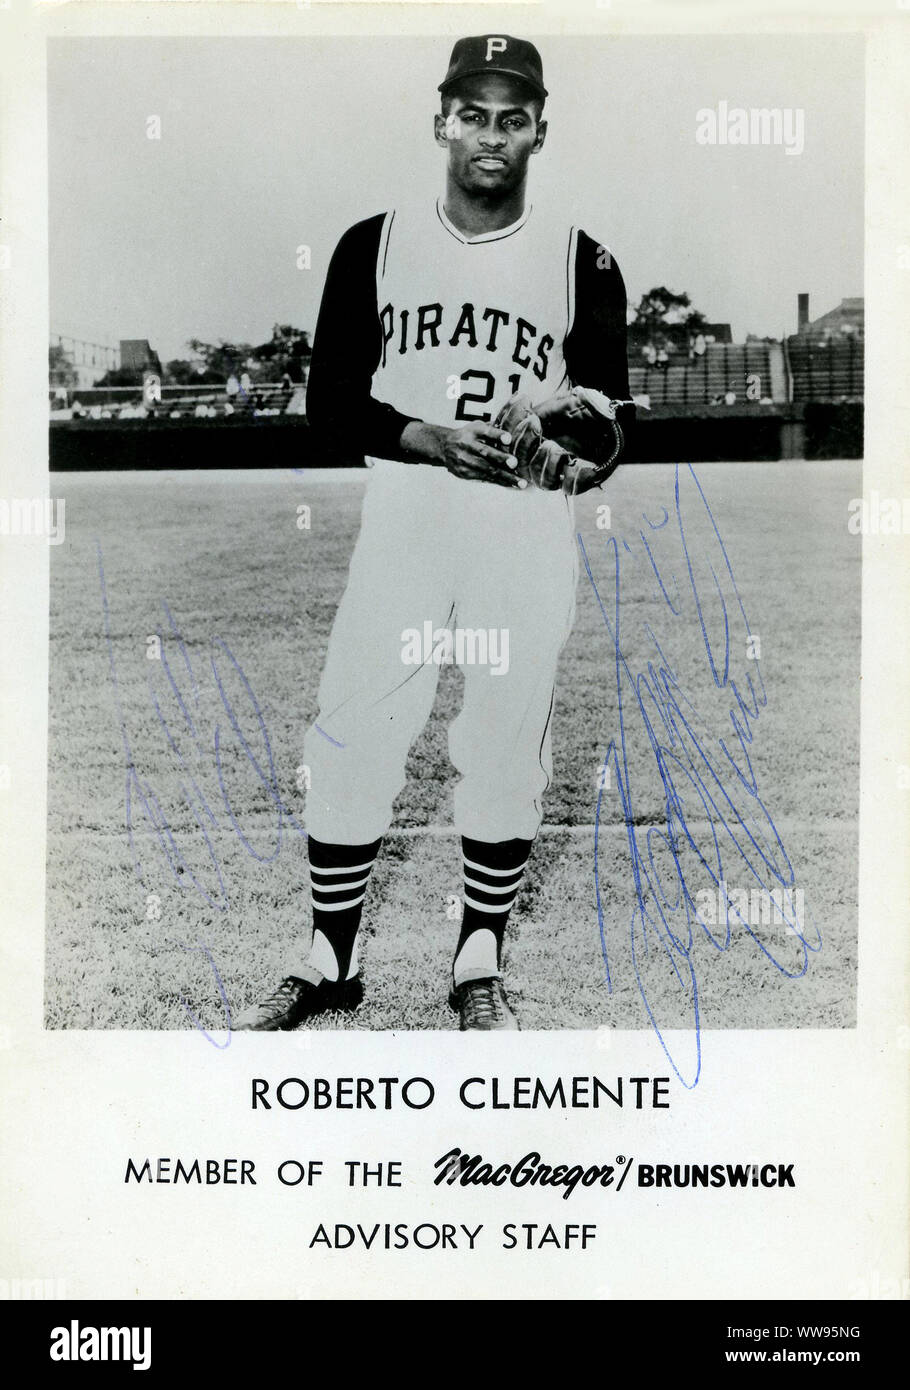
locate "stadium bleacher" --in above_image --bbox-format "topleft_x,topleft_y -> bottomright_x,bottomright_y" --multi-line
51,336 -> 863,422
630,342 -> 774,405
628,337 -> 862,407
49,381 -> 301,421
785,336 -> 864,403
48,332 -> 864,466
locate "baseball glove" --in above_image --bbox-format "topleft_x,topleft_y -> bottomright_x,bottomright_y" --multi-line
493,385 -> 627,495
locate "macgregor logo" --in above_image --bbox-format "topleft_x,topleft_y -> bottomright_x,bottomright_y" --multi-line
49,1321 -> 151,1371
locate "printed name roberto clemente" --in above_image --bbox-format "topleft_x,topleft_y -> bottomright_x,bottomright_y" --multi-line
249,1074 -> 672,1110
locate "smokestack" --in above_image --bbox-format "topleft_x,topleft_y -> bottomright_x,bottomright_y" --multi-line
797,293 -> 809,335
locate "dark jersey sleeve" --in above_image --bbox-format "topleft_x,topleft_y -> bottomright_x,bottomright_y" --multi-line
306,214 -> 420,461
564,229 -> 636,447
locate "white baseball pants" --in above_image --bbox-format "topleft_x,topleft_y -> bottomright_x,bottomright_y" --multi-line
303,461 -> 578,844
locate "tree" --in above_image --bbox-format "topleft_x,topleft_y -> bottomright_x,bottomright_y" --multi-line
92,366 -> 144,387
250,324 -> 312,383
97,325 -> 315,388
163,358 -> 224,386
632,287 -> 708,332
184,338 -> 257,381
629,287 -> 708,356
180,325 -> 312,384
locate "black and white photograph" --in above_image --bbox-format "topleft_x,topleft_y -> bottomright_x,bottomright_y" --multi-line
44,29 -> 863,1071
1,0 -> 907,1317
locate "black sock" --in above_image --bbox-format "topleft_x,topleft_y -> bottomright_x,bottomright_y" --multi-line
306,836 -> 382,982
452,836 -> 533,985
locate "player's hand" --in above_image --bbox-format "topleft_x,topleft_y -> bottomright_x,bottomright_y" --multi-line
401,421 -> 526,488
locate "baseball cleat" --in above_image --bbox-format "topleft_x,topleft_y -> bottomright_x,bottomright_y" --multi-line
449,975 -> 520,1031
233,974 -> 364,1031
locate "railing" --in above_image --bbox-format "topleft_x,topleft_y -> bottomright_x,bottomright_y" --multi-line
630,345 -> 772,405
785,336 -> 864,402
629,339 -> 862,406
50,341 -> 863,422
49,381 -> 304,419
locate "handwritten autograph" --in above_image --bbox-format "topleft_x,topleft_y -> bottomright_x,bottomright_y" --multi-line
97,541 -> 305,1045
581,464 -> 822,1088
96,460 -> 818,1061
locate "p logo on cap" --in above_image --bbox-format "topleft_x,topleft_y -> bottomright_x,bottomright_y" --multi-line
438,34 -> 548,101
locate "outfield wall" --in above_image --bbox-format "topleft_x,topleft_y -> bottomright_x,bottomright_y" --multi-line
48,401 -> 863,471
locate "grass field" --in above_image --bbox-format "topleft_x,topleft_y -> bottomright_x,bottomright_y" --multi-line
45,460 -> 861,1050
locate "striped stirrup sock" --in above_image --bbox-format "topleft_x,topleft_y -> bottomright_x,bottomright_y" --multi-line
306,836 -> 382,982
452,836 -> 533,986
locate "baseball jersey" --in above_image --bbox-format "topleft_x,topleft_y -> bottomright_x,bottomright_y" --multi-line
307,198 -> 633,461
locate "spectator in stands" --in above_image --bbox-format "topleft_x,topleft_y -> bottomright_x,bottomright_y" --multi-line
656,347 -> 669,370
226,373 -> 240,402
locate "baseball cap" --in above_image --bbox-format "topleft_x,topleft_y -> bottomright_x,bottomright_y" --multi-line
438,35 -> 548,102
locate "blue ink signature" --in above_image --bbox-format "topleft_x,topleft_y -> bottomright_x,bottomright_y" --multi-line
581,464 -> 822,1088
174,940 -> 233,1049
97,540 -> 305,1043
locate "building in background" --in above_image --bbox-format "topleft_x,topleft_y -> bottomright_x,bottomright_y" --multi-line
796,294 -> 864,341
49,334 -> 120,389
119,339 -> 163,376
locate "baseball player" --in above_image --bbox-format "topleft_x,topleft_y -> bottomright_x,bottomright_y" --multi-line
236,34 -> 634,1031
